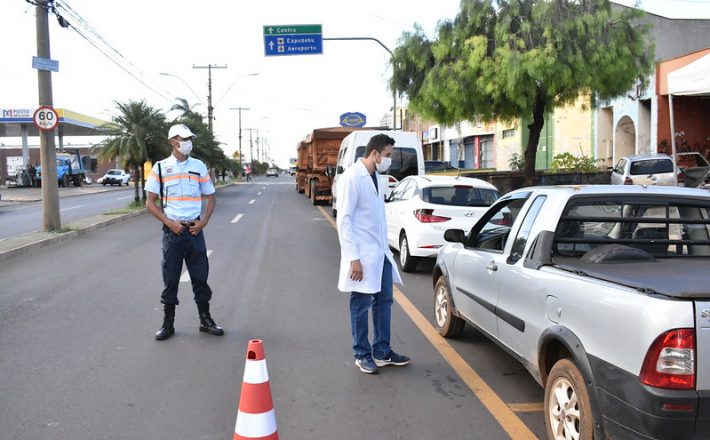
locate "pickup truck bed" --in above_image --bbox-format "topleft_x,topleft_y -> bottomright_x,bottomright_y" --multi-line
555,256 -> 710,299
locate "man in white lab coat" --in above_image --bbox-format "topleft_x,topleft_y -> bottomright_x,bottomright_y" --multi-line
336,134 -> 410,374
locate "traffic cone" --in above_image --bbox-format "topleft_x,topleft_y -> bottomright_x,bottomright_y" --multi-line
234,339 -> 278,440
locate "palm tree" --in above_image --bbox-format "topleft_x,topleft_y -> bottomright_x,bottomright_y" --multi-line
94,100 -> 168,202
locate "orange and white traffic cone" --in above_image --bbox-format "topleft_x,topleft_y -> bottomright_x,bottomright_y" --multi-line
234,339 -> 278,440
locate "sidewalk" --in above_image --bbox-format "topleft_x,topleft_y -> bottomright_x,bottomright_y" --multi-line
0,181 -> 238,263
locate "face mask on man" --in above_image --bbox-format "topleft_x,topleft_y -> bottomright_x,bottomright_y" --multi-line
177,140 -> 193,156
376,154 -> 392,173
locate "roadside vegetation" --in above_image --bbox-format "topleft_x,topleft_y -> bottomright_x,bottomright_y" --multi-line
92,98 -> 242,204
392,0 -> 654,185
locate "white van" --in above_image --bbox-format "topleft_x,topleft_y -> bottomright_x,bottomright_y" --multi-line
331,130 -> 424,217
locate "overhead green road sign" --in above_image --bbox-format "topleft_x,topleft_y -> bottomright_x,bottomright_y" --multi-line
263,24 -> 323,56
264,25 -> 322,35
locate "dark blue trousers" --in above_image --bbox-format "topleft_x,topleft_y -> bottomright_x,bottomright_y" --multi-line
160,226 -> 212,305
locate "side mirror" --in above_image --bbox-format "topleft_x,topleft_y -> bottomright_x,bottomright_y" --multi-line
444,229 -> 465,244
326,166 -> 335,177
337,165 -> 344,174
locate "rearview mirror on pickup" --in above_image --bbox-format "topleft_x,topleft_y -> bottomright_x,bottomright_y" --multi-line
444,229 -> 465,244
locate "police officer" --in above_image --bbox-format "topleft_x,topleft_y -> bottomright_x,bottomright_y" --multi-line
145,124 -> 223,341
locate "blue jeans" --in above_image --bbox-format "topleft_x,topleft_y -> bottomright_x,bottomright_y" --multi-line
160,226 -> 212,305
350,258 -> 393,360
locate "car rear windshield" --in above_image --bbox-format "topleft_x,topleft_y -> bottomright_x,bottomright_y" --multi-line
355,146 -> 419,181
108,170 -> 120,175
422,186 -> 500,207
554,195 -> 710,257
630,159 -> 673,175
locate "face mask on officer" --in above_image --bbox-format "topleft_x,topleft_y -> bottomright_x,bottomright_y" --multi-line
177,139 -> 193,156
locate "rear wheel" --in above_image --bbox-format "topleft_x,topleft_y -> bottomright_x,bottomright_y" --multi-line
544,358 -> 594,440
311,181 -> 318,206
434,276 -> 464,338
61,175 -> 69,187
399,233 -> 419,272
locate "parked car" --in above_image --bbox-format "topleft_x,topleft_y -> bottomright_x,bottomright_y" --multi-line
265,167 -> 279,177
433,185 -> 710,440
100,169 -> 130,186
386,175 -> 500,272
611,152 -> 710,187
289,166 -> 297,176
425,160 -> 458,173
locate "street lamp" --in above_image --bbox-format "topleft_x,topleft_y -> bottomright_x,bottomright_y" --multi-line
159,72 -> 205,106
216,73 -> 260,107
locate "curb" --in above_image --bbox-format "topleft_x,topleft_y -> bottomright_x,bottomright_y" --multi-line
0,209 -> 147,263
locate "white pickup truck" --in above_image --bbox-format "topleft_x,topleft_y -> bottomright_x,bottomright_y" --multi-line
433,185 -> 710,440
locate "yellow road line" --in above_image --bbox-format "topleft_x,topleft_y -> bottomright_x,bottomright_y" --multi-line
508,403 -> 544,413
315,205 -> 538,440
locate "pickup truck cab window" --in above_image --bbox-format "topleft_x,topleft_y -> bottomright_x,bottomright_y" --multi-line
467,195 -> 529,252
508,195 -> 547,264
388,179 -> 410,202
556,196 -> 710,257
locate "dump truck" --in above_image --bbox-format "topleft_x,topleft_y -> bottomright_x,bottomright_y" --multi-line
295,127 -> 363,205
35,150 -> 88,187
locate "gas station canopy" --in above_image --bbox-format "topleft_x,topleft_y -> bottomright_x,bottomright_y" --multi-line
0,108 -> 112,137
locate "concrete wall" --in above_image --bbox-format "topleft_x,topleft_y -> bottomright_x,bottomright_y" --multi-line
553,95 -> 593,157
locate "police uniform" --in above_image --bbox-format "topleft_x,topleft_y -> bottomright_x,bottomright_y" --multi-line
145,154 -> 215,306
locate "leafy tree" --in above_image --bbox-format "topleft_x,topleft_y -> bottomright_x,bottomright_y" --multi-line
392,0 -> 653,185
94,100 -> 168,202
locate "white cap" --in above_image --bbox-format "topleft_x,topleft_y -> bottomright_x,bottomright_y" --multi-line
168,124 -> 195,139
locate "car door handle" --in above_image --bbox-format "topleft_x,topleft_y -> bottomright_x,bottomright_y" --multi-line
486,261 -> 498,271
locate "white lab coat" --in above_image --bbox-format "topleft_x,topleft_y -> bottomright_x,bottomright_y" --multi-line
337,159 -> 402,293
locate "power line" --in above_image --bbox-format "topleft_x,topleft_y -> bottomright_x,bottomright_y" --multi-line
44,0 -> 174,103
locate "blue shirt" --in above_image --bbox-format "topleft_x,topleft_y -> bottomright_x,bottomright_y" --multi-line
145,154 -> 215,221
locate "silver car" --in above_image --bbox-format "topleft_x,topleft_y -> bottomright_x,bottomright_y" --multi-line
610,153 -> 676,186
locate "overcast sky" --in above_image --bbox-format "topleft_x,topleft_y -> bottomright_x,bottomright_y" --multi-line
2,0 -> 708,168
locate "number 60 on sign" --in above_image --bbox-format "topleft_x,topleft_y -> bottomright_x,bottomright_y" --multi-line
33,106 -> 58,131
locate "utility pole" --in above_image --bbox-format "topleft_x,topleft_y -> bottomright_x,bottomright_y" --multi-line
244,128 -> 258,165
229,107 -> 250,168
255,131 -> 260,164
192,64 -> 227,133
36,0 -> 61,231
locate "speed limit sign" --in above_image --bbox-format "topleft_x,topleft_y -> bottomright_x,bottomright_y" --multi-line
33,106 -> 59,131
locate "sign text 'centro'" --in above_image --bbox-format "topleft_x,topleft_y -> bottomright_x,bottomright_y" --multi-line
263,24 -> 323,57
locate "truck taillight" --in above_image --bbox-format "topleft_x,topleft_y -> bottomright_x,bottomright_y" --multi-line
414,209 -> 451,223
639,329 -> 695,390
677,172 -> 685,184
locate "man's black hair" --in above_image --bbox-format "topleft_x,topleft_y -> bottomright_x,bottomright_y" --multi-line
365,134 -> 396,157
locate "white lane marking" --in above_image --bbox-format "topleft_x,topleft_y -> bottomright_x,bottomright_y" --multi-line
60,206 -> 83,212
257,192 -> 263,195
231,213 -> 244,224
179,250 -> 213,283
249,199 -> 255,204
117,196 -> 133,200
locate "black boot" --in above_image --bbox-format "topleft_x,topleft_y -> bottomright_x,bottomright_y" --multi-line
155,304 -> 175,341
197,302 -> 224,336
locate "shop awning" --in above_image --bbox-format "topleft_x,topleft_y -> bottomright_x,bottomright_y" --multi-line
667,54 -> 710,96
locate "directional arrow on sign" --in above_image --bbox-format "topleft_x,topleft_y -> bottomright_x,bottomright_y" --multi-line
269,41 -> 274,50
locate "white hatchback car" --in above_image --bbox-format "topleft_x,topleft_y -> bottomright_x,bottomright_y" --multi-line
386,175 -> 500,272
101,169 -> 130,186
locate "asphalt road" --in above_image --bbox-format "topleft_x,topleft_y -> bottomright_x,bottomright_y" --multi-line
0,185 -> 137,239
0,175 -> 546,440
